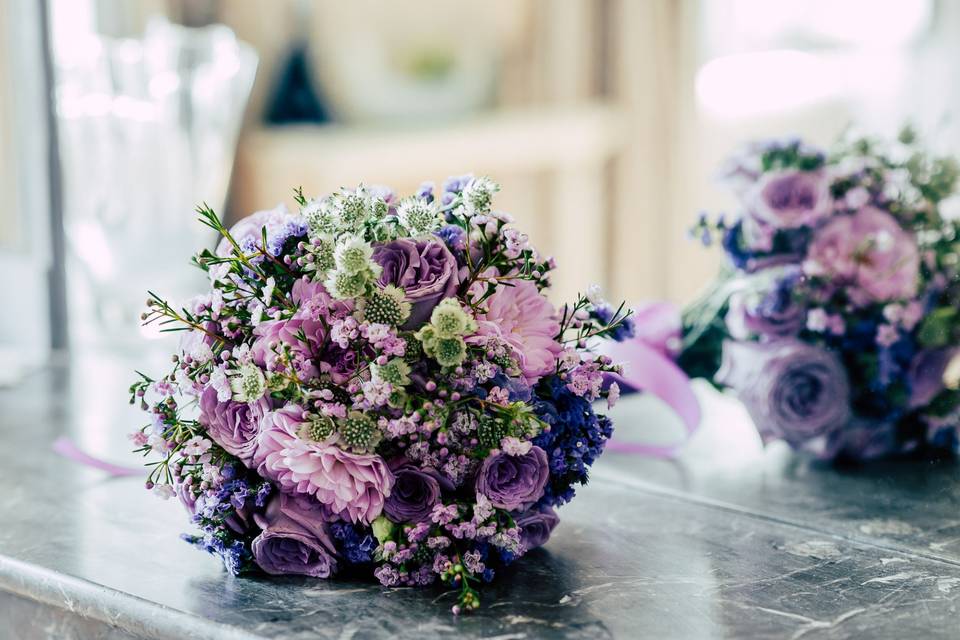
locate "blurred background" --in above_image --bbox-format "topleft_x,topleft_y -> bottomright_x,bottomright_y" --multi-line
2,0 -> 958,379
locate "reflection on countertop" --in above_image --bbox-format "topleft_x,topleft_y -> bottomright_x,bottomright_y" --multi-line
1,355 -> 959,639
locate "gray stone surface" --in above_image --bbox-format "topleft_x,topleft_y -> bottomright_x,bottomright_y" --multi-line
1,355 -> 959,638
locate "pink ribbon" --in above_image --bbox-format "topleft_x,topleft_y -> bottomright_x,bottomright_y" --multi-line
52,436 -> 143,477
599,302 -> 701,458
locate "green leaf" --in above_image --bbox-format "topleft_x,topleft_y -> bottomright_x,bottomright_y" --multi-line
917,307 -> 957,348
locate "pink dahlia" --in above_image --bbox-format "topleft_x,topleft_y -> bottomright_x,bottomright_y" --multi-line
804,206 -> 919,303
471,280 -> 561,383
254,405 -> 393,524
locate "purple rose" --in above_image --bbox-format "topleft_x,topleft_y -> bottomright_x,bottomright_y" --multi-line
475,447 -> 549,511
383,460 -> 443,523
748,169 -> 832,229
716,339 -> 851,457
251,493 -> 339,578
372,238 -> 460,329
908,348 -> 956,409
516,506 -> 560,551
199,386 -> 272,467
726,268 -> 806,339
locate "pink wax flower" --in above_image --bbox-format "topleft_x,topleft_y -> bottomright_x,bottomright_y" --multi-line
748,169 -> 833,229
471,280 -> 561,384
803,206 -> 919,303
254,405 -> 394,525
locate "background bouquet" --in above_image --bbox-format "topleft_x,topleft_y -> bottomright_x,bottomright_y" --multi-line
681,129 -> 960,461
129,176 -> 632,612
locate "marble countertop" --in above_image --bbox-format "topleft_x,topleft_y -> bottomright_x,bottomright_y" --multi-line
2,353 -> 959,639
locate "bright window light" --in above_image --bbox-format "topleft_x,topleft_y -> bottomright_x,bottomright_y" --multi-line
695,50 -> 842,119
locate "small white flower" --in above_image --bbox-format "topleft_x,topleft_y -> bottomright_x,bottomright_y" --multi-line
147,434 -> 170,455
247,299 -> 265,326
201,462 -> 223,485
882,303 -> 903,324
181,436 -> 212,457
153,484 -> 176,500
844,186 -> 870,209
210,289 -> 224,317
262,276 -> 276,306
806,308 -> 829,332
210,366 -> 233,402
585,284 -> 605,305
500,436 -> 532,456
191,342 -> 214,365
607,381 -> 621,409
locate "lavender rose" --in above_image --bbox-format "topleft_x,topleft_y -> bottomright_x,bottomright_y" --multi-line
251,493 -> 339,578
475,447 -> 549,511
748,169 -> 832,229
198,386 -> 271,467
716,339 -> 851,456
908,348 -> 956,409
383,460 -> 443,523
516,506 -> 560,551
372,237 -> 459,329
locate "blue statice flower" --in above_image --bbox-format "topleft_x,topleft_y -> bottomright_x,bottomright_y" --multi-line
330,522 -> 376,564
266,218 -> 308,257
721,221 -> 757,270
489,373 -> 533,403
532,377 -> 613,507
255,482 -> 272,508
435,224 -> 467,253
441,174 -> 474,206
591,303 -> 636,342
416,181 -> 435,203
182,532 -> 252,575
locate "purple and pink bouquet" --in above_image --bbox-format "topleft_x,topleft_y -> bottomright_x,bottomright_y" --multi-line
681,129 -> 960,461
129,176 -> 633,611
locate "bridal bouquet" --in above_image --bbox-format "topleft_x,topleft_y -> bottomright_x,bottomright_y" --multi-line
129,176 -> 632,611
682,129 -> 960,460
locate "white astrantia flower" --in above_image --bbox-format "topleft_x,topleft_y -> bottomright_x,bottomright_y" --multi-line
325,268 -> 369,300
333,186 -> 377,234
461,176 -> 500,215
396,196 -> 442,236
230,362 -> 267,402
303,196 -> 339,238
334,236 -> 375,275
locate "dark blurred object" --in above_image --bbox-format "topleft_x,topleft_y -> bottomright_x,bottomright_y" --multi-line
165,0 -> 219,28
265,42 -> 329,125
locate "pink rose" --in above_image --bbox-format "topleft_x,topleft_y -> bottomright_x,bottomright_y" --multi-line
804,206 -> 919,303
